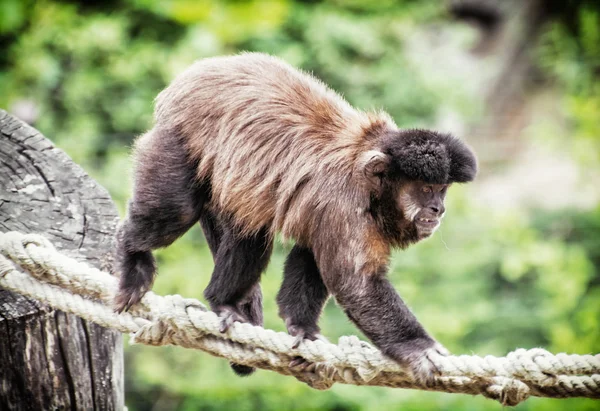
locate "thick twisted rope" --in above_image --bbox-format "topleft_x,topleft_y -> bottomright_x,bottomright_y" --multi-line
1,232 -> 599,406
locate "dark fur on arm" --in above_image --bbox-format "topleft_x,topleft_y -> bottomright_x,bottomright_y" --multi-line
320,253 -> 445,384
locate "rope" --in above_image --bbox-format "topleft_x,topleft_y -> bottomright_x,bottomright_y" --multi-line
0,231 -> 598,406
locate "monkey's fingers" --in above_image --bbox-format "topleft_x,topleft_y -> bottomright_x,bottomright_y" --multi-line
433,342 -> 450,356
423,342 -> 450,375
289,357 -> 316,372
287,325 -> 319,349
291,333 -> 305,349
409,343 -> 450,385
216,306 -> 248,333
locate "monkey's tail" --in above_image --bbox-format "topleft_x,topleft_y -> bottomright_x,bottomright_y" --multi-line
230,362 -> 256,376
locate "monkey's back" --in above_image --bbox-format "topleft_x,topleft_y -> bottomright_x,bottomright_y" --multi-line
149,53 -> 394,240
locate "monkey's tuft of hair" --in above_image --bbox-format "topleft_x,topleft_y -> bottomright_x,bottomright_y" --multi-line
384,129 -> 477,184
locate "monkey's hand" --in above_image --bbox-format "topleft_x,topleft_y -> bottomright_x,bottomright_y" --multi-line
385,338 -> 449,386
215,305 -> 249,333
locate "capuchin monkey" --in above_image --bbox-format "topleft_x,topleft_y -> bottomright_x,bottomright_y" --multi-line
114,53 -> 477,382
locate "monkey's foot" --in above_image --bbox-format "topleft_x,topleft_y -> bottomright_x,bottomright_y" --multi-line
114,287 -> 146,313
215,305 -> 259,376
386,339 -> 449,386
286,323 -> 321,349
114,248 -> 156,313
219,304 -> 257,376
215,305 -> 249,333
286,324 -> 329,372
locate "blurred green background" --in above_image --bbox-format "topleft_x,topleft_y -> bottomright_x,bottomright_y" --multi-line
1,0 -> 599,410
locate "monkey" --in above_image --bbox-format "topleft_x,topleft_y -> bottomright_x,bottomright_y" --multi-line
114,52 -> 477,382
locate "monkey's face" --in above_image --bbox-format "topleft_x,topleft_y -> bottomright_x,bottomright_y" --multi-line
398,182 -> 448,239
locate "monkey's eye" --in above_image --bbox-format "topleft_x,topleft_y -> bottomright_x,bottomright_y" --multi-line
422,186 -> 432,193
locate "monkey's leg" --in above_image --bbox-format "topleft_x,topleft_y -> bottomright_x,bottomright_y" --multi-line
203,227 -> 272,328
202,226 -> 272,376
200,213 -> 265,328
114,129 -> 208,312
276,246 -> 329,372
199,211 -> 222,256
277,246 -> 329,349
237,283 -> 263,328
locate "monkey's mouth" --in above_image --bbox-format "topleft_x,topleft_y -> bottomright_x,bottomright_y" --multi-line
415,217 -> 440,231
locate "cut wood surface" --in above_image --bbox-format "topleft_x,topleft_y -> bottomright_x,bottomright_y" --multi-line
0,109 -> 124,410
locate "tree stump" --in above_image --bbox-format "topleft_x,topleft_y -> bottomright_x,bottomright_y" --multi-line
0,109 -> 124,410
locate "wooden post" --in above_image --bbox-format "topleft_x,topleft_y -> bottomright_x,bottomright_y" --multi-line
0,110 -> 124,410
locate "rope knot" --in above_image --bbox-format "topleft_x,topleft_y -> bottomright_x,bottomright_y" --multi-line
506,348 -> 556,384
292,363 -> 337,390
484,377 -> 530,406
131,294 -> 207,346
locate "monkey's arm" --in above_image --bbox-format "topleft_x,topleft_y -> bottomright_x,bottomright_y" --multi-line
326,268 -> 448,384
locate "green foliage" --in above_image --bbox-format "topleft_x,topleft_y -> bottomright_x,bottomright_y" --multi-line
0,1 -> 598,410
536,4 -> 600,165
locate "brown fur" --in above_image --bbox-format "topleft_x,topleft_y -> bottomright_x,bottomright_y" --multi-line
153,53 -> 393,247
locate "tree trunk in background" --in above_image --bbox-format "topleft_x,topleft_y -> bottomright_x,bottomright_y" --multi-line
450,0 -> 548,159
0,109 -> 124,410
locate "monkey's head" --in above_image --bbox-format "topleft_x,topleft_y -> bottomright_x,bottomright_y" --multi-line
359,129 -> 477,246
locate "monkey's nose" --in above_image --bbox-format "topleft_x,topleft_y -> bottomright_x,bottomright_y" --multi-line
429,205 -> 444,215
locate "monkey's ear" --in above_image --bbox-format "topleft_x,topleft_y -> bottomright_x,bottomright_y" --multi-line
358,150 -> 389,192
